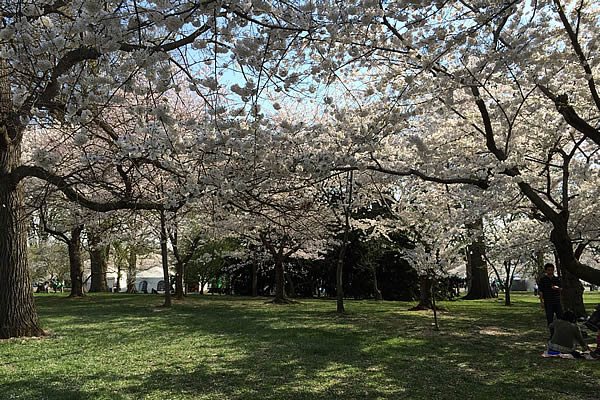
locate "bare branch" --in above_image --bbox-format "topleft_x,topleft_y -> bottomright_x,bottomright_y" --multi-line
538,84 -> 600,146
8,165 -> 172,212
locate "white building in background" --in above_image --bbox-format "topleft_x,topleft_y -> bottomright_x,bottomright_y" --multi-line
509,274 -> 536,291
84,253 -> 210,294
84,254 -> 170,293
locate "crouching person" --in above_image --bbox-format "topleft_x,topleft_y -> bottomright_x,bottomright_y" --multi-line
547,311 -> 591,358
585,304 -> 600,358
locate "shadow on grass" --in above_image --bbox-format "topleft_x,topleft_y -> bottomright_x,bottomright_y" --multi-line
2,294 -> 598,399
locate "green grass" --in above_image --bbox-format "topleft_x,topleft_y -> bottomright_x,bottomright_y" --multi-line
1,292 -> 599,400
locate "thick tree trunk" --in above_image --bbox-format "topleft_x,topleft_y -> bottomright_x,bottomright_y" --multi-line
88,232 -> 109,292
411,275 -> 434,310
68,226 -> 85,297
126,248 -> 137,293
160,211 -> 171,307
550,221 -> 586,316
559,265 -> 586,317
274,256 -> 286,302
251,260 -> 258,297
0,147 -> 44,338
0,59 -> 44,338
463,219 -> 492,300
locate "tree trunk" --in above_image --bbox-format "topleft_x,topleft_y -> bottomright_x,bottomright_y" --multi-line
174,262 -> 184,300
463,218 -> 492,300
274,256 -> 286,302
431,278 -> 439,330
286,271 -> 296,298
251,260 -> 258,297
68,226 -> 85,297
199,277 -> 205,295
504,283 -> 511,306
126,248 -> 137,293
88,232 -> 109,292
336,171 -> 353,313
115,260 -> 122,293
550,222 -> 586,316
0,59 -> 44,338
160,211 -> 171,307
336,244 -> 346,313
503,262 -> 512,306
372,265 -> 383,301
411,275 -> 434,310
0,147 -> 44,338
559,265 -> 586,317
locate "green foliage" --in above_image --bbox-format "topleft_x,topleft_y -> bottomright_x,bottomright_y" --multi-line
316,229 -> 418,300
185,237 -> 242,287
27,241 -> 69,283
1,293 -> 599,399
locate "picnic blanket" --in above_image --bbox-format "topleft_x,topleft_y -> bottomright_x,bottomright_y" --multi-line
542,350 -> 599,360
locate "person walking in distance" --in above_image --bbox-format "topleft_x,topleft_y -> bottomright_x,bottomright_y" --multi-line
539,263 -> 562,337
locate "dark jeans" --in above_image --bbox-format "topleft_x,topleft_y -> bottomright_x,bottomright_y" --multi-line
545,302 -> 563,336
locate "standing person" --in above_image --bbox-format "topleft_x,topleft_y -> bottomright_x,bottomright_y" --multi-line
539,263 -> 562,337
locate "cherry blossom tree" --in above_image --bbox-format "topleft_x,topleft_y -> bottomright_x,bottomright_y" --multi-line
275,1 -> 600,291
484,214 -> 551,306
0,0 -> 238,338
37,200 -> 86,297
0,0 -> 278,336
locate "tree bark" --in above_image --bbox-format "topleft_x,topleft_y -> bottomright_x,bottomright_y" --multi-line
160,211 -> 171,307
126,248 -> 137,293
286,270 -> 296,298
88,232 -> 109,292
251,259 -> 258,297
0,146 -> 45,338
504,285 -> 511,306
174,264 -> 184,300
557,258 -> 586,317
115,259 -> 122,293
336,171 -> 353,313
411,275 -> 434,310
0,59 -> 44,339
463,219 -> 493,300
550,219 -> 586,316
335,242 -> 346,313
68,225 -> 85,297
372,265 -> 383,301
199,277 -> 205,295
274,255 -> 287,302
503,261 -> 513,306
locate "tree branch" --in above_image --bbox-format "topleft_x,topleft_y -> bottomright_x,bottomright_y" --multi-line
334,165 -> 489,189
553,0 -> 600,112
538,84 -> 600,146
8,165 -> 170,212
471,86 -> 507,161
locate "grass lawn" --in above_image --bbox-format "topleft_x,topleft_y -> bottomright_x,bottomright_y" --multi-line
1,292 -> 599,400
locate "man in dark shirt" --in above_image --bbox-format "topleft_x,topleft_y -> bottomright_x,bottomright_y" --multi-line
539,263 -> 562,337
